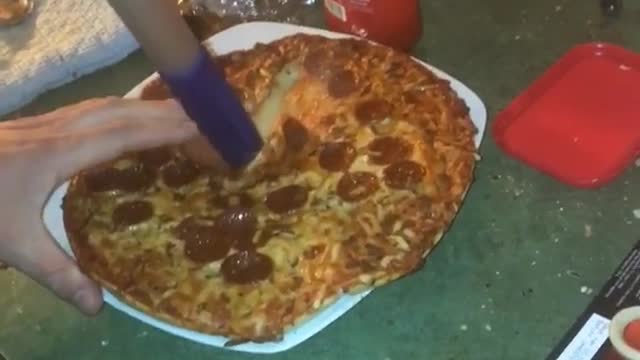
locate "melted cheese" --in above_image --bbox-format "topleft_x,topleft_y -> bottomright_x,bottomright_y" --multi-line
65,34 -> 477,343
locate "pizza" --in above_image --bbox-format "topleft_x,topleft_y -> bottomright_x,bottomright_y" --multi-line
62,33 -> 478,343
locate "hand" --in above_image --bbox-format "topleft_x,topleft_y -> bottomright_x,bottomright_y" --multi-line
0,97 -> 197,315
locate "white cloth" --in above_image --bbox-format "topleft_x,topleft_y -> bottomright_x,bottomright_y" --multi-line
0,0 -> 138,116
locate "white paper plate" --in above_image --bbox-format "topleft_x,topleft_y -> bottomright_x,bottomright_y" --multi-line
42,22 -> 487,354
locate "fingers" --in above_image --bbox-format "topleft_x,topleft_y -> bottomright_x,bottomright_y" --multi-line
1,97 -> 186,133
59,98 -> 190,132
5,226 -> 103,315
55,118 -> 197,182
0,98 -> 120,131
49,99 -> 198,182
180,134 -> 226,169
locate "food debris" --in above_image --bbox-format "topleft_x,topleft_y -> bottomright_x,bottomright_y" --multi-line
514,34 -> 521,40
635,158 -> 640,167
15,305 -> 23,315
580,286 -> 594,295
481,304 -> 486,309
531,261 -> 537,266
101,340 -> 109,347
566,270 -> 582,278
584,224 -> 592,238
633,209 -> 640,219
555,5 -> 563,12
485,324 -> 493,332
496,271 -> 501,276
137,331 -> 148,338
460,324 -> 468,331
554,237 -> 560,243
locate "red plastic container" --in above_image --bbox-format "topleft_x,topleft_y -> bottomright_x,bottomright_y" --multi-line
493,43 -> 640,188
323,0 -> 422,52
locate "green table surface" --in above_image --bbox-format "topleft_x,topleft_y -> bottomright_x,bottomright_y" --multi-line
1,1 -> 639,359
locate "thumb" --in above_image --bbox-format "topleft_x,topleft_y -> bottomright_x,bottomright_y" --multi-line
9,227 -> 103,315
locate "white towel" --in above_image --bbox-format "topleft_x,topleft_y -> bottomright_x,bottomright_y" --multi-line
0,0 -> 138,116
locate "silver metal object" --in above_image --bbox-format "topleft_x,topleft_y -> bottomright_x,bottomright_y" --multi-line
601,0 -> 622,17
0,0 -> 34,27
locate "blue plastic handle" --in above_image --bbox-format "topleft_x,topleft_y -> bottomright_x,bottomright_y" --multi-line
159,46 -> 262,168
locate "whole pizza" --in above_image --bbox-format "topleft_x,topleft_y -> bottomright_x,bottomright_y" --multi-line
62,33 -> 477,343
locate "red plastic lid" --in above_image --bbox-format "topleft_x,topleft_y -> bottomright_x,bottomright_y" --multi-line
624,319 -> 640,352
493,42 -> 640,188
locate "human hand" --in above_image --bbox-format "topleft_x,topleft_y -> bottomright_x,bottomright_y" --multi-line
0,97 -> 197,315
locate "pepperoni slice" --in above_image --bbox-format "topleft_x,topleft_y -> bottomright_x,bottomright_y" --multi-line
328,69 -> 357,98
355,99 -> 393,124
162,159 -> 200,187
84,167 -> 122,192
173,217 -> 202,241
112,200 -> 153,227
367,136 -> 413,165
282,117 -> 309,152
318,142 -> 356,172
139,148 -> 172,169
220,251 -> 274,284
214,209 -> 257,251
337,172 -> 380,202
402,90 -> 424,106
118,165 -> 156,192
265,185 -> 308,214
340,38 -> 369,56
86,166 -> 155,193
303,49 -> 329,77
383,160 -> 426,189
174,217 -> 231,263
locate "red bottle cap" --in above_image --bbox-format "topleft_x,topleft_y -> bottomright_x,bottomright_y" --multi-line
493,43 -> 640,188
624,319 -> 640,352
